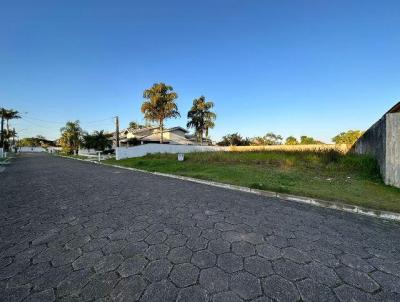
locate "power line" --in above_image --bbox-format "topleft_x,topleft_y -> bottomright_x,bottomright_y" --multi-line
21,114 -> 115,125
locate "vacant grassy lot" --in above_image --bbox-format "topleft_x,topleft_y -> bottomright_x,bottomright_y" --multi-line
104,151 -> 400,213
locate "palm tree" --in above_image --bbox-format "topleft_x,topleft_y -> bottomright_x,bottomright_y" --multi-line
187,96 -> 216,145
0,108 -> 20,149
141,83 -> 180,144
60,120 -> 82,154
4,109 -> 20,133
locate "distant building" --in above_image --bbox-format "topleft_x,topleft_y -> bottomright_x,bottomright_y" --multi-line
119,126 -> 196,146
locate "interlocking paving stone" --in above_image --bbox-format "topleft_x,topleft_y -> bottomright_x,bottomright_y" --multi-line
141,279 -> 178,302
232,241 -> 256,257
169,263 -> 199,287
24,288 -> 55,302
80,272 -> 119,301
339,254 -> 375,273
334,284 -> 375,302
368,257 -> 400,277
110,275 -> 147,302
94,254 -> 124,274
143,259 -> 173,282
296,278 -> 338,302
117,256 -> 148,277
262,274 -> 300,302
335,266 -> 380,293
145,243 -> 169,260
217,252 -> 243,273
176,285 -> 208,302
168,246 -> 193,264
370,270 -> 400,294
199,267 -> 229,293
191,250 -> 217,268
2,154 -> 400,301
244,256 -> 274,277
208,239 -> 231,254
213,291 -> 244,302
304,261 -> 341,287
256,244 -> 281,260
230,271 -> 262,300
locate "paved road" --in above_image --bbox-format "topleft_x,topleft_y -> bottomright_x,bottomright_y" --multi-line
1,153 -> 400,302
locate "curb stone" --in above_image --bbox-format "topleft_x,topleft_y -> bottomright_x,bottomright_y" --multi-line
57,154 -> 400,223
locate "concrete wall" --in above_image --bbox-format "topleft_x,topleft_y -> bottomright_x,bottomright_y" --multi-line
116,144 -> 348,160
385,113 -> 400,187
353,116 -> 387,178
116,145 -> 228,160
19,147 -> 46,153
353,112 -> 400,188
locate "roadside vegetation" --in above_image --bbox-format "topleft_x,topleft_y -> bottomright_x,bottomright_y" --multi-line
104,150 -> 400,213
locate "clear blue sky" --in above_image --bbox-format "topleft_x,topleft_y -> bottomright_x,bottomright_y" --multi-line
1,0 -> 399,142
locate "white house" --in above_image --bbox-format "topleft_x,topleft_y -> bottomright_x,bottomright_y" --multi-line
119,126 -> 196,145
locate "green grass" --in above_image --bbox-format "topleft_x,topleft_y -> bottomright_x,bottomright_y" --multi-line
103,151 -> 400,213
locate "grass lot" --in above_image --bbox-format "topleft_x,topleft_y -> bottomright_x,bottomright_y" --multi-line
103,151 -> 400,213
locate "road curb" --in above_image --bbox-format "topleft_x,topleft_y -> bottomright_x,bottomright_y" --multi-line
57,155 -> 400,222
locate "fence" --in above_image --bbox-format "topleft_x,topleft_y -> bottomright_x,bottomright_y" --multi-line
116,144 -> 348,160
19,147 -> 46,152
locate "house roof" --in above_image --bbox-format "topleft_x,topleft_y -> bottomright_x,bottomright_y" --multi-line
122,126 -> 189,135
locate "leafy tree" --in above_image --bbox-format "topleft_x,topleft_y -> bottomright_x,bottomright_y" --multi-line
128,121 -> 146,130
60,120 -> 82,154
285,136 -> 299,145
332,130 -> 363,145
300,136 -> 323,145
187,96 -> 216,145
141,83 -> 180,144
251,132 -> 283,145
217,133 -> 250,146
82,130 -> 112,151
18,136 -> 55,148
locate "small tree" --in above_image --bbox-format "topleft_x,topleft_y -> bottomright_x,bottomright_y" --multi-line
217,133 -> 250,146
285,136 -> 299,145
300,136 -> 323,145
128,121 -> 146,130
82,130 -> 112,151
332,130 -> 363,146
60,120 -> 82,154
141,83 -> 180,144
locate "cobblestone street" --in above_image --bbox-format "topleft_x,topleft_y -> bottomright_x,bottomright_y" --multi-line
1,153 -> 400,301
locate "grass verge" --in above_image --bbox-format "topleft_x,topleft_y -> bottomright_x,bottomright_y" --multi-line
103,151 -> 400,213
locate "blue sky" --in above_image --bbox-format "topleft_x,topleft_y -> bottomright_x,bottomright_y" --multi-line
1,0 -> 399,142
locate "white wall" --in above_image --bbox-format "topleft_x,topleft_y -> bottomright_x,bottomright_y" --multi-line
19,147 -> 46,152
116,144 -> 228,160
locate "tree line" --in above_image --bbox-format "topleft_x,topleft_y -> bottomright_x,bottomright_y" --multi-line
217,131 -> 363,146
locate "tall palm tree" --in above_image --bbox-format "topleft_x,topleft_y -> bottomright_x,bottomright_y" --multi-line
141,83 -> 180,144
0,108 -> 20,149
4,109 -> 20,133
187,96 -> 216,145
60,120 -> 82,154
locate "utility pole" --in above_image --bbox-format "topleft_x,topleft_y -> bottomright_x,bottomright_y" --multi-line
115,116 -> 120,148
